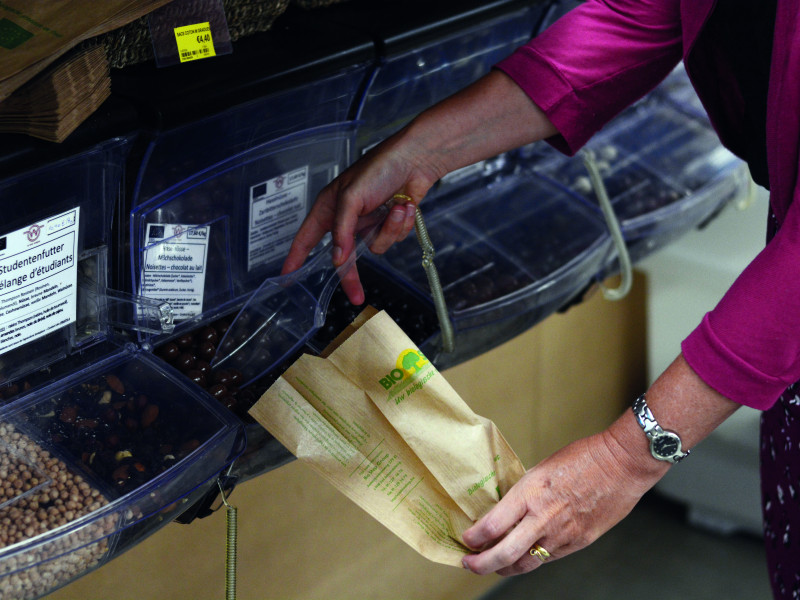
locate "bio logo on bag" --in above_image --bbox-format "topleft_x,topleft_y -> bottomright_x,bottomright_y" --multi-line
378,349 -> 436,405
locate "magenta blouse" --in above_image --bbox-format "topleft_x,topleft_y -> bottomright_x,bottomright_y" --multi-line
495,0 -> 800,411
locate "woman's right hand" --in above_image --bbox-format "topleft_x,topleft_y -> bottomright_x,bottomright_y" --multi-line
281,129 -> 444,305
281,70 -> 558,305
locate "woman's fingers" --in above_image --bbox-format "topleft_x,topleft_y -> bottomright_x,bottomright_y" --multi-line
337,262 -> 365,306
460,432 -> 664,578
462,485 -> 528,552
368,202 -> 418,255
463,512 -> 548,575
281,185 -> 339,275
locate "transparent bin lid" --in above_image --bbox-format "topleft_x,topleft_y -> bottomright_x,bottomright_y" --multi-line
537,102 -> 748,249
0,137 -> 134,397
132,66 -> 370,208
355,2 -> 540,152
372,171 -> 612,336
129,122 -> 357,345
0,346 -> 244,600
601,103 -> 743,185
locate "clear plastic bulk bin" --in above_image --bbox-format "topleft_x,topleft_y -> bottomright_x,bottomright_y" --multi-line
0,137 -> 134,394
129,63 -> 372,208
356,3 -> 539,148
0,139 -> 245,599
368,170 -> 613,368
129,124 -> 441,484
344,0 -> 547,198
533,101 -> 748,265
109,12 -> 375,209
0,347 -> 244,600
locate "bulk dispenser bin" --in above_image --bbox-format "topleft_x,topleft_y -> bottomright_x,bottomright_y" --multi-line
129,122 -> 444,487
0,137 -> 135,393
533,101 -> 749,267
366,170 -> 613,369
129,123 -> 355,483
0,140 -> 245,600
317,0 -> 547,196
112,9 -> 375,210
0,346 -> 245,600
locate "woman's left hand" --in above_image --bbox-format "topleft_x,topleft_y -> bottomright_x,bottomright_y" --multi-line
461,430 -> 667,576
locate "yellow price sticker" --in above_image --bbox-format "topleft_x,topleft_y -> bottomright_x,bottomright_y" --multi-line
174,22 -> 216,63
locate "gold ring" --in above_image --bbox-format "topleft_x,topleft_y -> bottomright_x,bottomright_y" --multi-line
391,193 -> 414,204
529,543 -> 551,562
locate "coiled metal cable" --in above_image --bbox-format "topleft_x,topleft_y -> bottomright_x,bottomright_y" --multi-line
393,194 -> 455,353
218,479 -> 238,600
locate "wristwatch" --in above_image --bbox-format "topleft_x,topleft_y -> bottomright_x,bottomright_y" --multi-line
632,393 -> 690,464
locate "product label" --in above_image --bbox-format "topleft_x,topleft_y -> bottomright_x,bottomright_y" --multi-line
0,208 -> 79,355
248,166 -> 308,271
174,21 -> 216,63
140,223 -> 210,319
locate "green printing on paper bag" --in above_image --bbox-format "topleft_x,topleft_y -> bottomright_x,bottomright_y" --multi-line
379,349 -> 436,404
0,17 -> 32,48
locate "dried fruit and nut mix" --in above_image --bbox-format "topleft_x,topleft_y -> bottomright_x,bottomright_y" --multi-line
23,369 -> 222,497
0,355 -> 244,597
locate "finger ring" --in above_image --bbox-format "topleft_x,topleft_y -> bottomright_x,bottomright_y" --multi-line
529,543 -> 551,562
391,193 -> 414,204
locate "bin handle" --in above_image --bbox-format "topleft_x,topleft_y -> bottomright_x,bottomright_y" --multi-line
580,149 -> 633,301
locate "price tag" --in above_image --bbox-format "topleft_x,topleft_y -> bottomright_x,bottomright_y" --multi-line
174,22 -> 216,63
148,0 -> 231,68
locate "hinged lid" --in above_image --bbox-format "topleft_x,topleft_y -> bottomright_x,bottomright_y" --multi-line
0,137 -> 137,396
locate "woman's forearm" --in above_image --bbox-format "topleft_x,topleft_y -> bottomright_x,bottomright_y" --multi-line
396,69 -> 559,182
604,353 -> 742,482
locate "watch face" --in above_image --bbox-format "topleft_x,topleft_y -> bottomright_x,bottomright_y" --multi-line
652,432 -> 681,458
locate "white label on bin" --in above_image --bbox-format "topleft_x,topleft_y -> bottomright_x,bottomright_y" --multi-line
248,166 -> 308,271
141,224 -> 210,319
0,208 -> 79,355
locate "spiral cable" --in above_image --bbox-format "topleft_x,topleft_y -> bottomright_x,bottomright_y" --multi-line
218,479 -> 238,600
414,207 -> 455,353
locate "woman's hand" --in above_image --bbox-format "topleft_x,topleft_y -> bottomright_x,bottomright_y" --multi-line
461,429 -> 667,576
281,71 -> 558,305
280,130 -> 443,305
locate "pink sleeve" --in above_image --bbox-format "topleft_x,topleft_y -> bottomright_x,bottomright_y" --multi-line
682,193 -> 800,410
495,0 -> 683,155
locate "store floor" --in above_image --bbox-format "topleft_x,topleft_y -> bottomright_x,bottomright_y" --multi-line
478,491 -> 772,600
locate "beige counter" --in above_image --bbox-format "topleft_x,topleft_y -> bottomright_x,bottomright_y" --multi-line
49,273 -> 647,600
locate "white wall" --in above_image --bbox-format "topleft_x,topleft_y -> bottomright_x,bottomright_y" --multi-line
637,184 -> 768,536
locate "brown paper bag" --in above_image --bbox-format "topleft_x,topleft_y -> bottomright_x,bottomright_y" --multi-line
249,307 -> 526,566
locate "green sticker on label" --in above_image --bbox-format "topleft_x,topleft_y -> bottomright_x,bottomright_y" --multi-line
174,21 -> 216,63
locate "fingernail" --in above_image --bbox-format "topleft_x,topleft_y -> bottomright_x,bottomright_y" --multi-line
462,559 -> 474,573
332,246 -> 343,265
389,207 -> 405,222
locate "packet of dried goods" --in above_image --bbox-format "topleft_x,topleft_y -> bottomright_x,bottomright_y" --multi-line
248,307 -> 526,566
